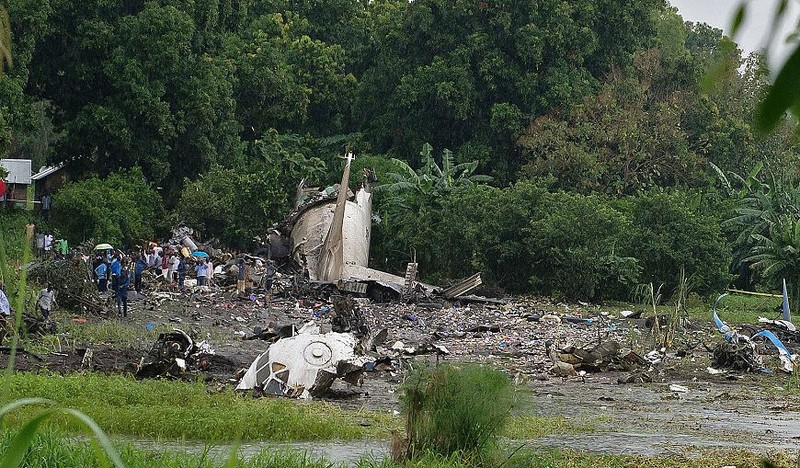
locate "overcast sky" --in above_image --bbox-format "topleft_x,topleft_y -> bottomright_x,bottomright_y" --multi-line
669,0 -> 800,68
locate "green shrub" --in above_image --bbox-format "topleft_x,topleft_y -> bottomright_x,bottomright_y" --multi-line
400,364 -> 513,463
526,191 -> 639,300
50,168 -> 162,248
174,165 -> 289,248
621,191 -> 732,296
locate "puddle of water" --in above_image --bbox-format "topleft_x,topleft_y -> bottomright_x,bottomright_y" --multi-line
115,437 -> 388,466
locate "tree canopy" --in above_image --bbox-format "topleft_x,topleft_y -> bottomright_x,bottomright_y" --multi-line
2,0 -> 799,298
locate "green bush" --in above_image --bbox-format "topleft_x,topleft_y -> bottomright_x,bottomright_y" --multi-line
50,168 -> 162,248
174,165 -> 289,248
526,191 -> 639,300
400,364 -> 513,463
375,182 -> 729,300
621,191 -> 732,296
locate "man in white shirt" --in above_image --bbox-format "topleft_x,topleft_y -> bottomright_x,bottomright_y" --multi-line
169,255 -> 180,283
37,284 -> 56,319
149,250 -> 162,277
43,234 -> 54,255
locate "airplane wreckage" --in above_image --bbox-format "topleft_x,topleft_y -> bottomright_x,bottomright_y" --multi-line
270,152 -> 485,301
237,154 -> 489,398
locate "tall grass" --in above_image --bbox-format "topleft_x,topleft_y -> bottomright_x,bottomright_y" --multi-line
399,364 -> 513,464
0,430 -> 340,468
0,211 -> 35,374
0,372 -> 400,441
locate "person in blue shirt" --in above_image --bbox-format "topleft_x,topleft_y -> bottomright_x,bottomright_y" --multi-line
110,255 -> 122,298
195,259 -> 208,287
116,271 -> 130,317
134,254 -> 147,293
95,262 -> 108,292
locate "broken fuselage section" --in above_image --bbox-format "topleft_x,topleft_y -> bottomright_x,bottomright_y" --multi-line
287,153 -> 433,294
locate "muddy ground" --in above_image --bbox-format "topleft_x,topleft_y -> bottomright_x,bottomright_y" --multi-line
3,286 -> 800,456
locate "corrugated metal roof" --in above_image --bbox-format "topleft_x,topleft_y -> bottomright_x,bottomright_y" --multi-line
31,163 -> 65,181
0,159 -> 32,184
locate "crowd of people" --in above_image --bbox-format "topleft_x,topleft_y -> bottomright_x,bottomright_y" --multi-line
89,244 -> 272,319
0,232 -> 277,324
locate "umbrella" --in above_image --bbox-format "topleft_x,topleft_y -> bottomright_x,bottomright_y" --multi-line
191,251 -> 209,258
94,243 -> 113,250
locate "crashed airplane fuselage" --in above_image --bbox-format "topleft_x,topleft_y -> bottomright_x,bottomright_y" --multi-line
290,153 -> 373,282
288,154 -> 423,291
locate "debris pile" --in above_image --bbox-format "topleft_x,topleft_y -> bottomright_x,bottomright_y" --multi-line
712,293 -> 797,373
29,257 -> 109,315
135,329 -> 233,380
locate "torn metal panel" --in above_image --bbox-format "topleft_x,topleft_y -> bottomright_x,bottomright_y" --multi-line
136,329 -> 194,378
316,153 -> 354,281
290,155 -> 372,283
337,279 -> 368,294
403,263 -> 418,297
442,273 -> 482,298
236,325 -> 368,399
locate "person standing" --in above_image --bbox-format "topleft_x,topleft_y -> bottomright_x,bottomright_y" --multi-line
95,262 -> 108,292
43,233 -> 53,256
161,251 -> 169,280
0,283 -> 10,317
195,259 -> 208,287
236,258 -> 248,294
150,249 -> 162,278
169,253 -> 179,284
177,255 -> 187,291
36,284 -> 56,319
110,255 -> 121,297
57,238 -> 68,257
91,255 -> 103,281
207,259 -> 214,286
264,260 -> 277,297
134,254 -> 147,293
116,271 -> 130,317
35,233 -> 45,257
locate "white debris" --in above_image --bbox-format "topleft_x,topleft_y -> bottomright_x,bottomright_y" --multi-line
669,384 -> 689,393
236,326 -> 368,399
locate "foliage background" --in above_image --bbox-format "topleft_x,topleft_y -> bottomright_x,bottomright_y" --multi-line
0,0 -> 797,300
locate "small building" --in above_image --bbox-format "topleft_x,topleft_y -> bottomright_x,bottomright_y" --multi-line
32,163 -> 68,207
0,159 -> 32,206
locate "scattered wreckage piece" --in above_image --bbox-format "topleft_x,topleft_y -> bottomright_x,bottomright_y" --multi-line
331,296 -> 368,337
442,273 -> 482,299
236,323 -> 369,399
0,313 -> 56,345
136,329 -> 223,379
246,323 -> 297,343
545,340 -> 642,376
712,293 -> 797,373
283,153 -> 488,304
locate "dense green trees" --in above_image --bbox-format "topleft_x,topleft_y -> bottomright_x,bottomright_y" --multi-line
2,0 -> 799,300
51,168 -> 162,247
